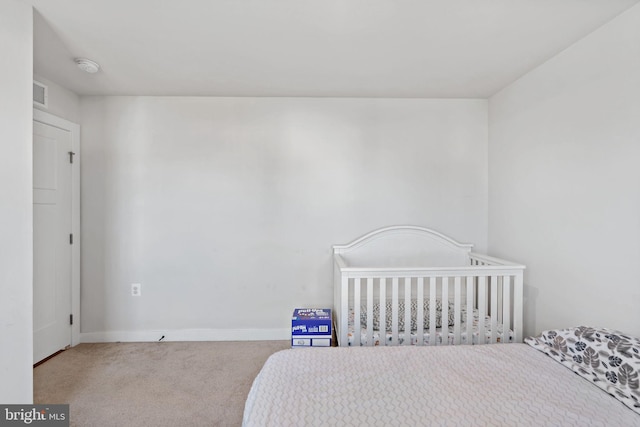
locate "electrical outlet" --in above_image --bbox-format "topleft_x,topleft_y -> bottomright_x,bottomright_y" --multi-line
131,283 -> 141,296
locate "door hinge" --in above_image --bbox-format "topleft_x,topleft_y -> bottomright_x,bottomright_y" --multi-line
70,314 -> 73,325
68,151 -> 75,164
69,233 -> 73,245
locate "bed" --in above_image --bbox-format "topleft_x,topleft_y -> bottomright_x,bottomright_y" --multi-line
243,327 -> 640,426
333,226 -> 526,346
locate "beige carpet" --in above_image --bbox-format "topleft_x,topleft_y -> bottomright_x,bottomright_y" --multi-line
34,341 -> 290,427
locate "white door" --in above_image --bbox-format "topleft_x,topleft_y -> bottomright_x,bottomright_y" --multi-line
33,120 -> 72,363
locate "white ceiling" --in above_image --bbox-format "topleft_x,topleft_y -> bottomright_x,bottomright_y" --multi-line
27,0 -> 639,98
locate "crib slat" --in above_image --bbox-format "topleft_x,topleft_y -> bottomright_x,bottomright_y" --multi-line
484,276 -> 489,316
391,278 -> 399,345
472,276 -> 477,319
514,273 -> 524,343
497,276 -> 503,324
429,277 -> 437,345
417,277 -> 424,346
340,275 -> 349,347
466,276 -> 474,344
380,278 -> 386,346
404,278 -> 411,346
502,276 -> 511,344
453,276 -> 461,345
367,278 -> 374,346
478,276 -> 486,344
441,277 -> 449,345
353,278 -> 361,347
490,276 -> 498,344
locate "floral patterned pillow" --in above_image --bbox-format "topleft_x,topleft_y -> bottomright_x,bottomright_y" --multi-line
525,326 -> 640,414
360,299 -> 456,331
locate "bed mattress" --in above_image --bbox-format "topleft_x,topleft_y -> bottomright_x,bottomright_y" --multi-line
243,344 -> 640,426
347,307 -> 512,346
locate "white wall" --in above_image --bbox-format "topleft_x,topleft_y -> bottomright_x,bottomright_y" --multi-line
33,74 -> 81,124
0,0 -> 33,403
80,97 -> 488,340
489,5 -> 640,337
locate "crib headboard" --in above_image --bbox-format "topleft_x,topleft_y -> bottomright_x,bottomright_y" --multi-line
333,226 -> 473,268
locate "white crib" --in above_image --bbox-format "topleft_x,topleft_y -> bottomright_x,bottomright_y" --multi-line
333,226 -> 525,347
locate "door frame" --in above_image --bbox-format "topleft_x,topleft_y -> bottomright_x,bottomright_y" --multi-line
33,109 -> 81,347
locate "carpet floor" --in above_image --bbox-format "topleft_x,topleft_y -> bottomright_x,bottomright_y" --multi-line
34,341 -> 290,427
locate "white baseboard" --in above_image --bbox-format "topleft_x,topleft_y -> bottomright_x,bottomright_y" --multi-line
80,328 -> 290,343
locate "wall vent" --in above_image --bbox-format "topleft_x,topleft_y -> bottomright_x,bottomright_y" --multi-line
33,80 -> 48,108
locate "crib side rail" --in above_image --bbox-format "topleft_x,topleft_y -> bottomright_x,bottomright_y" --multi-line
334,256 -> 525,346
469,252 -> 522,267
469,252 -> 525,343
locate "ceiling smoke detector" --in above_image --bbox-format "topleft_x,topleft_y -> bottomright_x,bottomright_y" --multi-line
75,58 -> 100,74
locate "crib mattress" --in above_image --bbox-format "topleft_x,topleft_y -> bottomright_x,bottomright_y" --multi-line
347,307 -> 512,346
243,344 -> 640,426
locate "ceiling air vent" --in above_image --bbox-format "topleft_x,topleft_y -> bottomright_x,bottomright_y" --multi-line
33,80 -> 48,108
